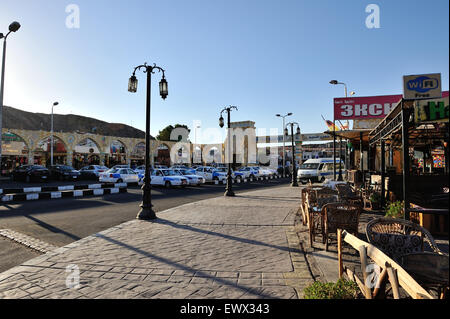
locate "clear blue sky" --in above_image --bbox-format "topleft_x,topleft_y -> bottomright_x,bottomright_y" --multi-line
1,0 -> 448,144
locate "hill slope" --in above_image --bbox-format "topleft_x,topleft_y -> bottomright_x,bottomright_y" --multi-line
2,106 -> 148,139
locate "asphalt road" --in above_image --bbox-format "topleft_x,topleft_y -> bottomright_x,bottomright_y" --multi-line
0,178 -> 292,273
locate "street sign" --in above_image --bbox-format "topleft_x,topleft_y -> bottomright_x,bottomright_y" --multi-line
403,73 -> 442,100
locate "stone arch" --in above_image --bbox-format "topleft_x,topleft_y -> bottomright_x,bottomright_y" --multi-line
1,131 -> 30,151
130,141 -> 146,167
1,131 -> 31,172
72,138 -> 102,168
156,143 -> 170,166
34,135 -> 69,166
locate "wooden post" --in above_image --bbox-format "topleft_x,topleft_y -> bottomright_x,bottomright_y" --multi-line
338,229 -> 343,278
386,263 -> 400,299
358,245 -> 372,299
372,266 -> 388,299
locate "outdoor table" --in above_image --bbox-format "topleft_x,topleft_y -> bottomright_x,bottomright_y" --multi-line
322,180 -> 347,190
410,203 -> 449,236
399,251 -> 449,298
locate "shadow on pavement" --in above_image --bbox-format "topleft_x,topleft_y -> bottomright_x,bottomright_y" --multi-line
94,232 -> 277,298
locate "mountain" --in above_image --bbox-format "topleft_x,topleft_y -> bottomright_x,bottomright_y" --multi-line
2,105 -> 149,139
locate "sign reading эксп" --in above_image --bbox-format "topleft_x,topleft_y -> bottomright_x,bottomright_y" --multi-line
334,89 -> 449,121
334,94 -> 403,120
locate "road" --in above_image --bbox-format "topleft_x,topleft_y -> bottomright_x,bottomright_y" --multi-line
0,178 -> 291,273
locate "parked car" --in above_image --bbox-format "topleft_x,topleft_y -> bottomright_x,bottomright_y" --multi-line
195,166 -> 227,182
253,166 -> 275,177
48,165 -> 81,181
154,164 -> 168,169
78,165 -> 109,179
99,168 -> 140,183
237,166 -> 261,179
174,169 -> 206,186
213,167 -> 245,181
151,169 -> 189,188
110,165 -> 130,170
11,165 -> 50,182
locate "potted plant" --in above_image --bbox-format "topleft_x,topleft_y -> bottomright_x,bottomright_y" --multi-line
385,201 -> 404,219
369,192 -> 382,210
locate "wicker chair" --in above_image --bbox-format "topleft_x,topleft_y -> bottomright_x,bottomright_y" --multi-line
322,202 -> 362,251
365,217 -> 445,262
306,188 -> 339,246
335,183 -> 363,206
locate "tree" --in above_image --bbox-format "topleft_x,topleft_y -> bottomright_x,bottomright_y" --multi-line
156,124 -> 190,142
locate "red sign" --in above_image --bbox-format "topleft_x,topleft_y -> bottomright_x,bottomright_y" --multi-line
334,91 -> 449,120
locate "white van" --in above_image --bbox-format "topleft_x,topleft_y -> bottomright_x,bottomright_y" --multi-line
297,158 -> 345,184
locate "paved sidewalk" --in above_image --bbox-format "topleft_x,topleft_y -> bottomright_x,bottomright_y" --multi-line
0,186 -> 314,299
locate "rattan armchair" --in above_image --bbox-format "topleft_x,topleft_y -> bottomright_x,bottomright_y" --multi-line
305,187 -> 339,246
335,183 -> 363,206
322,202 -> 362,251
365,217 -> 445,262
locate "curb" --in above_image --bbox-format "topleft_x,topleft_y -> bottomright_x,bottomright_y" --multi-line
1,187 -> 127,203
0,182 -> 128,195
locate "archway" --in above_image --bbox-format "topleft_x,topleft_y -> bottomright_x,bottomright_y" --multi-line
130,142 -> 145,168
156,144 -> 170,167
109,140 -> 127,167
73,138 -> 101,169
1,132 -> 29,175
35,135 -> 68,167
206,147 -> 221,164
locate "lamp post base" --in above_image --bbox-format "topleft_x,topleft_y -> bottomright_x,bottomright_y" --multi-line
137,205 -> 157,220
291,181 -> 299,187
224,191 -> 235,197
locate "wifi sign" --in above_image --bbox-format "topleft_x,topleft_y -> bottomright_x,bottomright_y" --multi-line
403,73 -> 442,100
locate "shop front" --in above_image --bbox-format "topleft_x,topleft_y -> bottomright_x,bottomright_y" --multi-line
369,91 -> 449,235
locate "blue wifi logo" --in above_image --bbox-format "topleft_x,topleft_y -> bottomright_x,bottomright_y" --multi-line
407,76 -> 439,93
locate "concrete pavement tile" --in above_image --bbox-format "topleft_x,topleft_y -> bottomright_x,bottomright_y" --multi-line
237,278 -> 262,287
150,269 -> 175,276
0,288 -> 29,299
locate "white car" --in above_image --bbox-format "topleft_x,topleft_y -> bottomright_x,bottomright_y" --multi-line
254,166 -> 274,177
195,166 -> 227,182
151,169 -> 189,188
213,167 -> 245,182
174,169 -> 206,186
99,168 -> 140,183
238,166 -> 261,179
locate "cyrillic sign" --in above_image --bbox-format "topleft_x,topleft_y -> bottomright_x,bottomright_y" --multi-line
334,91 -> 449,120
334,95 -> 402,120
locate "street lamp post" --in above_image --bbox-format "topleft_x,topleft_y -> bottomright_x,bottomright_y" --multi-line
128,63 -> 168,220
219,105 -> 238,197
50,102 -> 59,166
330,80 -> 351,181
194,124 -> 201,165
285,122 -> 300,187
276,113 -> 293,177
0,21 -> 21,173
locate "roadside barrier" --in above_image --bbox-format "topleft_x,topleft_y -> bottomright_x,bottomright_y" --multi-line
1,183 -> 128,203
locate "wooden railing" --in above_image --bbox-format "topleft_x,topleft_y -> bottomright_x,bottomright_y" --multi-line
337,229 -> 435,299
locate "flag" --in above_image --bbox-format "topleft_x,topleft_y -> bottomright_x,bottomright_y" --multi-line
337,120 -> 349,130
321,115 -> 340,131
